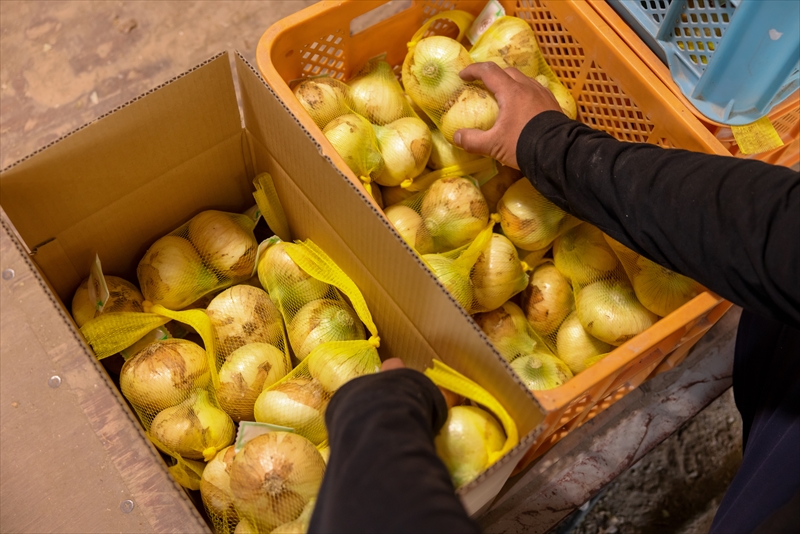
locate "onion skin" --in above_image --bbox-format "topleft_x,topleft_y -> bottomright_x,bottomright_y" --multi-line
206,285 -> 284,358
403,36 -> 473,111
576,281 -> 658,346
428,128 -> 482,170
72,276 -> 144,327
471,234 -> 528,312
470,17 -> 541,78
480,165 -> 522,213
294,78 -> 351,130
349,58 -> 411,126
307,344 -> 380,393
323,114 -> 384,180
288,299 -> 366,361
556,312 -> 613,374
498,179 -> 567,251
553,224 -> 619,286
421,176 -> 489,252
521,262 -> 573,337
230,432 -> 325,533
631,255 -> 699,317
423,254 -> 474,311
510,353 -> 573,391
217,343 -> 289,422
384,204 -> 435,254
201,445 -> 238,526
439,85 -> 499,145
258,242 -> 331,309
254,378 -> 328,445
188,211 -> 257,281
120,339 -> 210,413
434,405 -> 506,488
373,117 -> 432,187
138,235 -> 219,310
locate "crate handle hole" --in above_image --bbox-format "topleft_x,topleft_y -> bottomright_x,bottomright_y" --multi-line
350,0 -> 413,36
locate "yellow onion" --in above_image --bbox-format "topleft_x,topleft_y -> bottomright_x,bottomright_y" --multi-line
521,261 -> 573,337
234,518 -> 256,534
434,405 -> 505,488
480,165 -> 522,213
471,234 -> 528,312
138,235 -> 219,309
576,281 -> 658,346
403,36 -> 473,112
307,344 -> 380,393
384,204 -> 435,254
188,211 -> 257,281
439,85 -> 499,145
288,299 -> 366,361
254,378 -> 328,445
470,16 -> 541,78
555,312 -> 613,374
348,57 -> 413,125
498,179 -> 568,251
323,113 -> 384,181
373,117 -> 432,187
421,176 -> 489,251
230,432 -> 325,533
71,275 -> 144,327
258,242 -> 332,308
120,339 -> 210,413
553,224 -> 620,286
473,301 -> 550,362
150,389 -> 235,461
423,254 -> 474,311
206,285 -> 284,358
271,498 -> 316,534
217,343 -> 289,422
428,127 -> 483,170
510,353 -> 573,391
631,256 -> 699,317
549,81 -> 577,120
381,184 -> 416,207
200,445 -> 237,525
294,77 -> 351,130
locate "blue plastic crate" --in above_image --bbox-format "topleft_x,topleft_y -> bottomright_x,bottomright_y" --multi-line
607,0 -> 800,125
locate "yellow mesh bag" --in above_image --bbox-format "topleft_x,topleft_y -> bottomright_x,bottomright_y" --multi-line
425,360 -> 519,488
480,164 -> 523,213
348,54 -> 416,126
292,76 -> 354,130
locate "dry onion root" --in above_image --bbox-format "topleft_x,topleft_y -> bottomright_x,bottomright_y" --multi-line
287,299 -> 366,361
421,176 -> 489,252
71,275 -> 144,327
187,210 -> 257,281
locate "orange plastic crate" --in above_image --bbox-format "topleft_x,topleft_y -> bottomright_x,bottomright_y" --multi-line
257,0 -> 733,471
589,0 -> 800,169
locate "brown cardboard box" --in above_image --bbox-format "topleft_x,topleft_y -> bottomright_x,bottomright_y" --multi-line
0,52 -> 544,526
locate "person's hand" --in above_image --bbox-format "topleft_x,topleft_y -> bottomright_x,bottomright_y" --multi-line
453,62 -> 561,169
381,358 -> 463,409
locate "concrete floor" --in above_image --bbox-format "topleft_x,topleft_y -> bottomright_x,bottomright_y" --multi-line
0,1 -> 744,532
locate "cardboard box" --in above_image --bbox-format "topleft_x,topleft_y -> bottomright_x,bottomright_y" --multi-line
0,52 -> 544,523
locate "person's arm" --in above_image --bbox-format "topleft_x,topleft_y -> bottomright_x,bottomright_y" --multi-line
309,366 -> 480,534
454,63 -> 800,328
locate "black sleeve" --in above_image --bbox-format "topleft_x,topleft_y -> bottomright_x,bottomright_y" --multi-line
308,369 -> 480,534
517,111 -> 800,329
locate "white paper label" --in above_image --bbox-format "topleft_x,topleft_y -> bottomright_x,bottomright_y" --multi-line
87,254 -> 110,313
234,421 -> 295,453
467,0 -> 506,44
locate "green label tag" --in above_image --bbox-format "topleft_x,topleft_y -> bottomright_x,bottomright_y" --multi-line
87,254 -> 110,313
467,0 -> 506,44
234,421 -> 295,453
243,204 -> 262,225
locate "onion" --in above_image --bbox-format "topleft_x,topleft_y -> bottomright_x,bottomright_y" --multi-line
439,85 -> 499,145
294,77 -> 351,130
421,177 -> 489,252
188,211 -> 257,281
348,57 -> 412,126
150,389 -> 235,461
521,261 -> 573,337
168,458 -> 205,491
471,234 -> 528,312
257,242 -> 331,309
576,281 -> 658,346
381,184 -> 416,207
428,128 -> 483,170
138,235 -> 219,309
323,114 -> 384,181
422,254 -> 474,311
510,353 -> 573,391
553,224 -> 619,286
631,255 -> 699,317
217,343 -> 289,422
470,17 -> 541,78
288,299 -> 366,361
434,405 -> 505,488
480,165 -> 522,213
120,339 -> 210,413
555,312 -> 613,374
403,36 -> 473,112
206,285 -> 284,358
230,432 -> 325,533
384,204 -> 435,254
254,378 -> 328,445
71,275 -> 144,327
307,344 -> 380,393
549,81 -> 577,120
271,498 -> 316,534
373,117 -> 432,187
498,179 -> 568,251
473,301 -> 549,362
234,519 -> 256,534
200,445 -> 237,525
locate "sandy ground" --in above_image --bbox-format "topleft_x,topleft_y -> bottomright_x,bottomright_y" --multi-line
0,1 -> 744,532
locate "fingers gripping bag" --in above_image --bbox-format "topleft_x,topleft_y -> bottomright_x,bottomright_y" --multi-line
425,360 -> 519,488
474,301 -> 573,391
